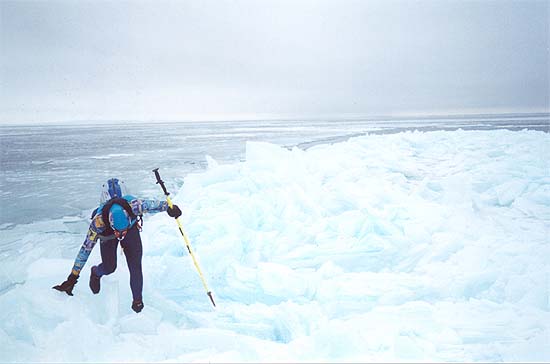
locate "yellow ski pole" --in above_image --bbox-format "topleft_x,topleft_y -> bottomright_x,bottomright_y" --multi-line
153,168 -> 216,307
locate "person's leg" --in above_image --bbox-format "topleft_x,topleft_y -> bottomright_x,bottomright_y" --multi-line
96,239 -> 118,276
121,226 -> 143,304
90,238 -> 118,294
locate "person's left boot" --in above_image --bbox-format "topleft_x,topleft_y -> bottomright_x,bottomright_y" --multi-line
132,299 -> 144,313
89,266 -> 101,294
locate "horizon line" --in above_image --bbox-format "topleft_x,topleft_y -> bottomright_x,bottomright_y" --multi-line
1,110 -> 549,127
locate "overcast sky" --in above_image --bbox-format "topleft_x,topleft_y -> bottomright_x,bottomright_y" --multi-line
1,0 -> 548,123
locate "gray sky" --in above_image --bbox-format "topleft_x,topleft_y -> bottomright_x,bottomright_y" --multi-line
1,0 -> 548,123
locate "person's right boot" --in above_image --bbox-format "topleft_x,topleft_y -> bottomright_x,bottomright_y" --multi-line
89,266 -> 101,294
132,299 -> 144,313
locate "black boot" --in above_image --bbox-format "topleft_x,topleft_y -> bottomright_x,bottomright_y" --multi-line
132,300 -> 144,313
53,273 -> 79,296
89,266 -> 101,294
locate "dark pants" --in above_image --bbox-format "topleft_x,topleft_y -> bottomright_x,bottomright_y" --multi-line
96,225 -> 143,301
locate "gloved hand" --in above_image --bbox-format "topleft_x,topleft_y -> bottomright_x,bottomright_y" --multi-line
52,273 -> 79,296
167,204 -> 182,219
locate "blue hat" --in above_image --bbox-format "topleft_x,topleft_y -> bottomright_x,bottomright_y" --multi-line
109,204 -> 130,231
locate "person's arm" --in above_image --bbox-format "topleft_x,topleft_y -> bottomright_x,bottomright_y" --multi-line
53,215 -> 106,295
129,198 -> 168,214
70,216 -> 104,275
129,198 -> 182,218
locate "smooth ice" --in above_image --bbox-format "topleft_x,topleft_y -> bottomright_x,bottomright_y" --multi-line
1,129 -> 549,362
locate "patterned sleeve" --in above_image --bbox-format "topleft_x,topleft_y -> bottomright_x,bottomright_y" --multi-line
70,215 -> 106,276
129,199 -> 169,215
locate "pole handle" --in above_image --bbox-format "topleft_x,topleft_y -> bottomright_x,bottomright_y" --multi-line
152,168 -> 170,196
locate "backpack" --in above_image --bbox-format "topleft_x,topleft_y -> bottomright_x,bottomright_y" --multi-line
100,178 -> 129,204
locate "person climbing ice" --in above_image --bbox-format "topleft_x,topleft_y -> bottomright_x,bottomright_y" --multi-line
53,178 -> 181,313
